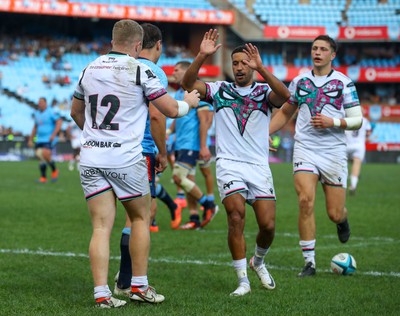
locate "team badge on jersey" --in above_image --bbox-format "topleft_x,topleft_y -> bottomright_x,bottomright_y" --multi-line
296,78 -> 344,116
213,83 -> 270,135
145,69 -> 156,79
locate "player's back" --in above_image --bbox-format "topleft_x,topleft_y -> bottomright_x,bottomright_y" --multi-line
76,53 -> 166,168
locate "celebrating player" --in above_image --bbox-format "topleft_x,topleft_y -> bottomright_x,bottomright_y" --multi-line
182,29 -> 290,295
70,19 -> 199,308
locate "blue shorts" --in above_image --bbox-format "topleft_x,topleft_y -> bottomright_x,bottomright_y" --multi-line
175,149 -> 199,167
143,152 -> 156,198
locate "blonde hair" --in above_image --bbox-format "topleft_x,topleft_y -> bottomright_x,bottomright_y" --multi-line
112,19 -> 143,46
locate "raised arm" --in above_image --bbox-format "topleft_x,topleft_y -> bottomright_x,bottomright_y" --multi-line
243,43 -> 290,107
182,29 -> 222,98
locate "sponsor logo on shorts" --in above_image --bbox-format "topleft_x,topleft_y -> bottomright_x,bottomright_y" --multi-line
294,161 -> 303,167
82,168 -> 127,180
83,140 -> 121,148
223,181 -> 234,190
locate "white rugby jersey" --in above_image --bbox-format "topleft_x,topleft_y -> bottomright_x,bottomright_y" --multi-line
205,81 -> 274,165
287,69 -> 360,153
74,52 -> 167,168
345,117 -> 372,146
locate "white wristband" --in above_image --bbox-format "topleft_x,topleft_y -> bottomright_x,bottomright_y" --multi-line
176,100 -> 190,118
333,118 -> 341,127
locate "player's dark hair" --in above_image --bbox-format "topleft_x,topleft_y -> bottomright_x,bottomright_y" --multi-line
313,35 -> 338,53
141,23 -> 162,49
175,60 -> 191,69
231,45 -> 247,57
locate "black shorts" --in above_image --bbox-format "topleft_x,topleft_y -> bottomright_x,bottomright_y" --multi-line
35,142 -> 53,150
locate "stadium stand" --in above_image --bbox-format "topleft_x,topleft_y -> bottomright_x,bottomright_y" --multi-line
0,0 -> 399,162
239,0 -> 400,28
66,0 -> 216,9
346,0 -> 400,27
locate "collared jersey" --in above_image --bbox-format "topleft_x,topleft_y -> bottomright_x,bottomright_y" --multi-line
139,57 -> 168,154
174,87 -> 211,151
33,107 -> 60,144
288,69 -> 360,154
205,81 -> 274,165
73,52 -> 167,168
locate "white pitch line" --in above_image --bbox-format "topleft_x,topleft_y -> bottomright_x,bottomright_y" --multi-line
1,248 -> 399,278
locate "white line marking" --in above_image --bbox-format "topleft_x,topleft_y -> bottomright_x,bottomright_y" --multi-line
1,248 -> 399,278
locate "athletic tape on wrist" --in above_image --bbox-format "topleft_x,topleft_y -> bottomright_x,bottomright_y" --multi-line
333,118 -> 341,127
176,101 -> 189,118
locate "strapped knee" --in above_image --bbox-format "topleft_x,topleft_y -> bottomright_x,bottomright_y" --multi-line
35,148 -> 45,162
173,163 -> 195,192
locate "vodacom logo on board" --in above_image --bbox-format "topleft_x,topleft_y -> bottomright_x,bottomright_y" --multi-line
277,27 -> 290,39
344,27 -> 356,39
365,68 -> 377,81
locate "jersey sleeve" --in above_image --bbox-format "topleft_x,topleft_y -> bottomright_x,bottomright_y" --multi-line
73,70 -> 86,100
287,78 -> 299,107
205,81 -> 223,104
140,64 -> 168,101
342,81 -> 360,109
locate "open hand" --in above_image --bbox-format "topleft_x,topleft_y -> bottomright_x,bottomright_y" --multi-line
243,43 -> 263,71
200,29 -> 222,56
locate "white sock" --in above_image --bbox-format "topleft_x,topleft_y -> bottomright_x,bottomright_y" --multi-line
299,240 -> 316,268
131,275 -> 148,290
233,258 -> 249,285
253,244 -> 269,267
94,285 -> 112,300
350,175 -> 358,189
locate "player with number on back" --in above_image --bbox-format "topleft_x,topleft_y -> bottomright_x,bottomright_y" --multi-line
70,19 -> 200,308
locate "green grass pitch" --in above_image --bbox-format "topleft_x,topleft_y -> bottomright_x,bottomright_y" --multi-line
0,160 -> 399,315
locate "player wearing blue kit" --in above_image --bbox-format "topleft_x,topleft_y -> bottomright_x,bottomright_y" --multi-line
270,35 -> 363,277
28,97 -> 62,183
171,61 -> 218,230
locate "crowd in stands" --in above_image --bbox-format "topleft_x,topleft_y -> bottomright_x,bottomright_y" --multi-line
0,34 -> 399,144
